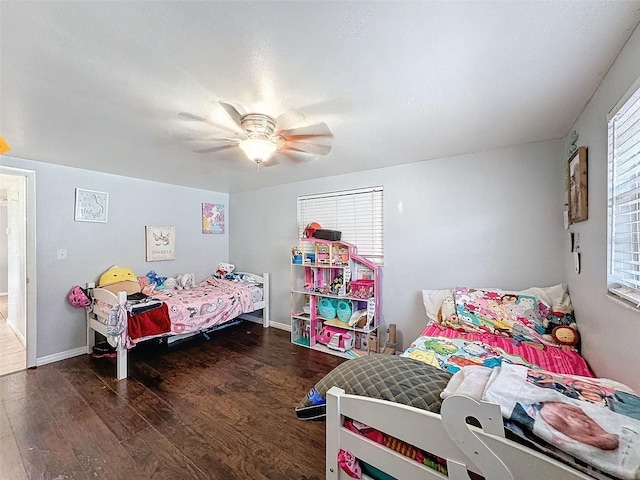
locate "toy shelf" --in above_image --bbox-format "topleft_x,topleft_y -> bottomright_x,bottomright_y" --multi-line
290,238 -> 381,358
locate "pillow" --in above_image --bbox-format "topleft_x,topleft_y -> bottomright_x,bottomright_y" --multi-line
451,286 -> 578,349
422,289 -> 453,322
295,354 -> 452,420
518,283 -> 573,314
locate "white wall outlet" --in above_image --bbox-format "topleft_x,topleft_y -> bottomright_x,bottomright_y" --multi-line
57,249 -> 67,260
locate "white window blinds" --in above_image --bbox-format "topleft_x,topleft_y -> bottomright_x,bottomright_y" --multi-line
607,79 -> 640,304
297,186 -> 384,265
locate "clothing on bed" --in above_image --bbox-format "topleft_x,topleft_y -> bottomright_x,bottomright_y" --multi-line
128,302 -> 171,341
443,363 -> 640,480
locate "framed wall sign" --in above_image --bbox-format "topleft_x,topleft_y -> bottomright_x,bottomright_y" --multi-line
568,146 -> 588,224
145,225 -> 176,261
74,188 -> 108,223
202,202 -> 225,234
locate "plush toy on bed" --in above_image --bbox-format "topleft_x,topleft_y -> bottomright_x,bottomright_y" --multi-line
541,311 -> 578,344
98,265 -> 141,295
146,270 -> 167,290
137,276 -> 156,295
163,277 -> 178,290
176,273 -> 195,289
216,263 -> 235,277
551,325 -> 580,349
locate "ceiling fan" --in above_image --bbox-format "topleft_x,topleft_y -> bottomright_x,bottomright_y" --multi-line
179,101 -> 333,165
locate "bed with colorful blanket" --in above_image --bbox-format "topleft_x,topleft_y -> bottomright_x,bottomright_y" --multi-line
86,271 -> 270,380
298,283 -> 640,479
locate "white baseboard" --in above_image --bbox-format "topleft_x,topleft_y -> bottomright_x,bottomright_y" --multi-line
36,347 -> 86,367
36,321 -> 288,367
269,321 -> 291,332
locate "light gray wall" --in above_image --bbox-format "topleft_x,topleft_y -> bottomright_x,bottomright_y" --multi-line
0,156 -> 229,359
0,205 -> 7,293
230,140 -> 567,350
563,24 -> 640,392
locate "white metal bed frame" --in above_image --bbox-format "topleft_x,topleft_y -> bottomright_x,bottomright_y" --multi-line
326,386 -> 593,480
86,272 -> 270,380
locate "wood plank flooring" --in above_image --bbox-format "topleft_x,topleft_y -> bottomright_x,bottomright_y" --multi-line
0,295 -> 26,377
0,322 -> 344,479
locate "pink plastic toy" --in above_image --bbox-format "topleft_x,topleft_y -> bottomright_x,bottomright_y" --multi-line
316,325 -> 354,352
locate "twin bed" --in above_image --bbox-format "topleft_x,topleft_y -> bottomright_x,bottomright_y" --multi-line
316,285 -> 640,480
86,271 -> 269,380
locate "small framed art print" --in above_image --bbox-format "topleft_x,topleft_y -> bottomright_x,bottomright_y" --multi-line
145,226 -> 176,261
568,146 -> 588,224
74,188 -> 108,223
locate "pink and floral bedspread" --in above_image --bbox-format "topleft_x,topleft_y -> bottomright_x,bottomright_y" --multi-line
415,324 -> 592,377
151,276 -> 255,335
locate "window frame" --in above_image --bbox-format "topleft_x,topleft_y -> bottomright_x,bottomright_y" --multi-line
607,76 -> 640,306
297,186 -> 384,265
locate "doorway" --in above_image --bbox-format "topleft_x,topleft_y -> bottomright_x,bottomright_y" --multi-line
0,167 -> 36,374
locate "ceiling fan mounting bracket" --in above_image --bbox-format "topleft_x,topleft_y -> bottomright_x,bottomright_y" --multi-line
241,113 -> 276,140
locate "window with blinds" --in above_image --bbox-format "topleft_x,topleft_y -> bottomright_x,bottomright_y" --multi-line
607,78 -> 640,305
297,186 -> 384,265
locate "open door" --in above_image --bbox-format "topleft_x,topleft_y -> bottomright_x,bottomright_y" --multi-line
6,177 -> 27,346
0,167 -> 36,369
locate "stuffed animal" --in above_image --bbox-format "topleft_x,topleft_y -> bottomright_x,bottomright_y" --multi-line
178,273 -> 195,289
551,325 -> 580,349
163,277 -> 178,290
542,311 -> 577,343
146,270 -> 167,290
137,276 -> 156,295
216,263 -> 235,276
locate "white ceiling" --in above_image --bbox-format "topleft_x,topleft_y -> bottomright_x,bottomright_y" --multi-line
1,1 -> 639,194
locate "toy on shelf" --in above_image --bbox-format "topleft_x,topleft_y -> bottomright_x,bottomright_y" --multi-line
290,237 -> 380,359
349,279 -> 375,299
319,298 -> 337,319
336,300 -> 352,323
316,325 -> 354,352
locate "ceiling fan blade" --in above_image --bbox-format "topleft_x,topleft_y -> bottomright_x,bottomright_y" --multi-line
279,122 -> 333,139
275,108 -> 306,131
218,101 -> 245,130
178,112 -> 242,136
283,141 -> 332,156
193,144 -> 238,154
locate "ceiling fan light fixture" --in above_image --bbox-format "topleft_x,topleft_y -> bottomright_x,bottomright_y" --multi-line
239,138 -> 277,163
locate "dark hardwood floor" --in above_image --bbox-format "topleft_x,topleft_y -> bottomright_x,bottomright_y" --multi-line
0,323 -> 345,479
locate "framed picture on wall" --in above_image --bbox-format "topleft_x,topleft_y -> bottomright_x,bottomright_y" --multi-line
568,146 -> 588,224
74,188 -> 108,223
202,203 -> 225,234
145,226 -> 176,261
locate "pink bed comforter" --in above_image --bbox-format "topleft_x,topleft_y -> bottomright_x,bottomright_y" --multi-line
419,323 -> 593,377
151,276 -> 255,335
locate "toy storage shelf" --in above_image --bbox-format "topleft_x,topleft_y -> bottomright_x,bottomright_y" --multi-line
290,238 -> 380,359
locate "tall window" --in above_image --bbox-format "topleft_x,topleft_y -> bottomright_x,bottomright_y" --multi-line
297,186 -> 384,265
607,78 -> 640,305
